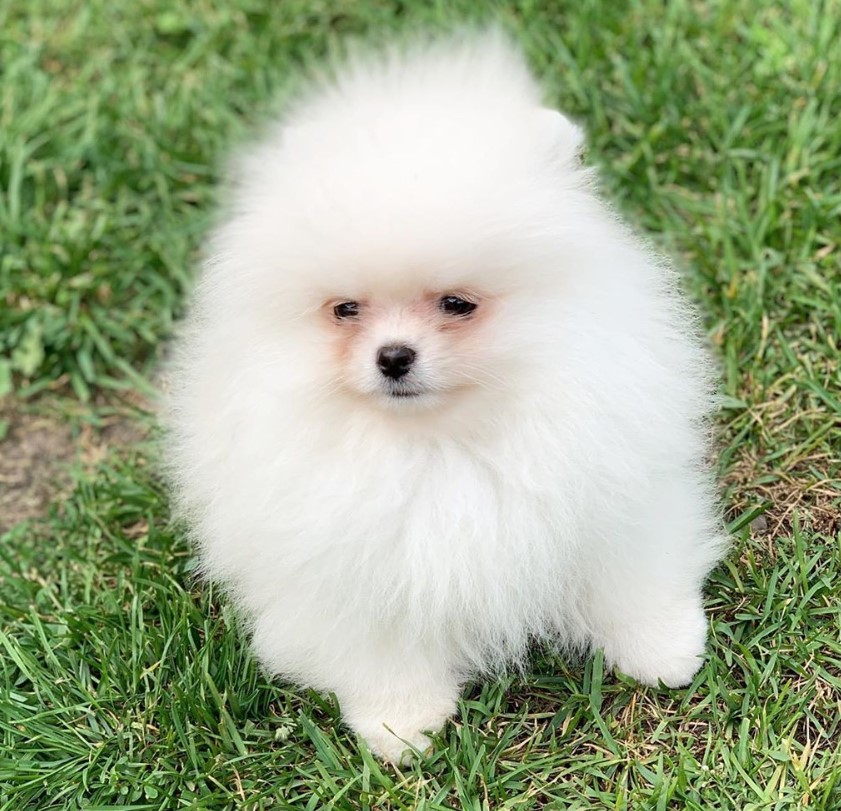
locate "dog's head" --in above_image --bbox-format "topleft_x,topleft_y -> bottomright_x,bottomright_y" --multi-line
216,35 -> 594,420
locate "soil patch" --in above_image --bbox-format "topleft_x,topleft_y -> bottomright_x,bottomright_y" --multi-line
0,397 -> 149,534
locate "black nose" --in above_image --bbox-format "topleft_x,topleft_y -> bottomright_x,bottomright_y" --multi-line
377,344 -> 416,379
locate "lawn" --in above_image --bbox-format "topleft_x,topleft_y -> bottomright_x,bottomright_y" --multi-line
1,0 -> 839,809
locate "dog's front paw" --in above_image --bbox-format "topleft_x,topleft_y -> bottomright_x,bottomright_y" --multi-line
357,721 -> 436,765
340,689 -> 458,764
600,599 -> 708,688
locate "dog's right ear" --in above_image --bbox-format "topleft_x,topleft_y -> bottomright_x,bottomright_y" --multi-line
533,108 -> 585,164
281,123 -> 315,152
223,122 -> 315,194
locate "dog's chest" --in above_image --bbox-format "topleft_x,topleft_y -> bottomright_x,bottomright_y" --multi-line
299,438 -> 566,558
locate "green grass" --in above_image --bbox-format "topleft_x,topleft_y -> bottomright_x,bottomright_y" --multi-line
1,0 -> 840,808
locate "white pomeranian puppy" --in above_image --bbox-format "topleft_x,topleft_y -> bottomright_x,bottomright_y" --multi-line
166,31 -> 726,763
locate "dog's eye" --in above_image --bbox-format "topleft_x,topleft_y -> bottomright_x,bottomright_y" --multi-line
439,295 -> 477,317
333,301 -> 360,320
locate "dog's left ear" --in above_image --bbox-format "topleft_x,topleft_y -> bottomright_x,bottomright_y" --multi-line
534,108 -> 585,164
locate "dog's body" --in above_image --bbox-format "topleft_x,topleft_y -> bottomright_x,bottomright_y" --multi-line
167,33 -> 725,762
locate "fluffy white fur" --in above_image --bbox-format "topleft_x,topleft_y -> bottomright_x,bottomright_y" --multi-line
166,32 -> 726,763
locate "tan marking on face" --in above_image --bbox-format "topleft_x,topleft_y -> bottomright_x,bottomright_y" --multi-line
321,298 -> 367,368
420,290 -> 495,334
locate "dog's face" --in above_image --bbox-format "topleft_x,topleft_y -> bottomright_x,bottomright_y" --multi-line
318,286 -> 499,410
